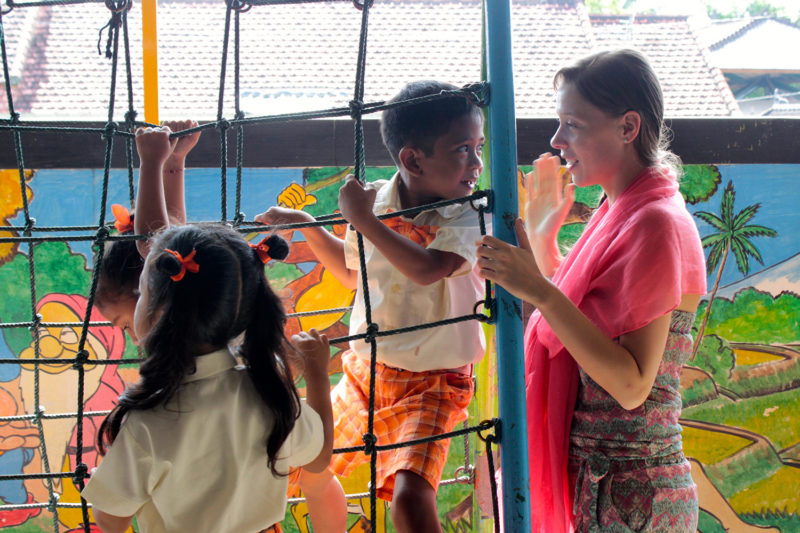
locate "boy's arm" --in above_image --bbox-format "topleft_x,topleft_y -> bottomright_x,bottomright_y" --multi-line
339,175 -> 465,286
161,120 -> 201,226
254,207 -> 357,289
134,126 -> 176,258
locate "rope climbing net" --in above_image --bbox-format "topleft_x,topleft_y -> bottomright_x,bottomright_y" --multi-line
0,0 -> 507,531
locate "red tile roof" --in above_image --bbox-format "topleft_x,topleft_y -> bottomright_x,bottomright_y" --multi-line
1,0 -> 738,120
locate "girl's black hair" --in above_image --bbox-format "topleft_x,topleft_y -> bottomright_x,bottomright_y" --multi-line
94,238 -> 143,307
97,224 -> 298,476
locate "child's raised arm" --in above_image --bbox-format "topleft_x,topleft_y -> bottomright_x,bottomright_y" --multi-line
161,119 -> 201,227
255,204 -> 356,289
338,174 -> 465,285
134,126 -> 175,258
291,329 -> 333,473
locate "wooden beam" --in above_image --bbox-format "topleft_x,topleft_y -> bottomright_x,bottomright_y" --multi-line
1,118 -> 799,169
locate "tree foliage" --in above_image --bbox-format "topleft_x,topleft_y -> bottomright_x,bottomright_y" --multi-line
680,165 -> 721,205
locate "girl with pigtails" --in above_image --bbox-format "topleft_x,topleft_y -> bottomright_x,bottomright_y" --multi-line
82,223 -> 334,533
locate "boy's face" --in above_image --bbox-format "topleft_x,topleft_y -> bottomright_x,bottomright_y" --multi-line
416,113 -> 484,201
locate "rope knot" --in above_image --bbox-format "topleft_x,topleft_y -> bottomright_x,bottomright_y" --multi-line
364,323 -> 379,343
362,432 -> 377,455
22,217 -> 36,236
217,118 -> 231,131
102,121 -> 118,140
95,225 -> 111,242
352,0 -> 374,10
9,111 -> 20,124
124,109 -> 138,125
477,418 -> 500,444
473,299 -> 492,323
233,212 -> 245,226
34,405 -> 45,422
29,313 -> 42,332
73,463 -> 89,486
73,349 -> 90,369
225,0 -> 251,12
234,110 -> 245,121
47,492 -> 59,513
97,0 -> 129,59
462,82 -> 490,107
348,100 -> 364,120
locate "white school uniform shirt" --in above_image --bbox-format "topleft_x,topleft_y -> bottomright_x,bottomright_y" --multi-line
344,173 -> 487,372
82,347 -> 322,533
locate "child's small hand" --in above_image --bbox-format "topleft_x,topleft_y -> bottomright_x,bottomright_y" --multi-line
291,329 -> 330,378
163,119 -> 201,160
255,206 -> 314,227
135,126 -> 177,166
338,174 -> 377,229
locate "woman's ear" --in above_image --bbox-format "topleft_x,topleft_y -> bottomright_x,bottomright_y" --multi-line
620,110 -> 642,144
398,146 -> 424,177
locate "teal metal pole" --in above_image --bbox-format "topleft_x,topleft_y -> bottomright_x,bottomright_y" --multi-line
485,0 -> 531,531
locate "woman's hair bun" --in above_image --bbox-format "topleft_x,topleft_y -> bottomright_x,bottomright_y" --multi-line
155,250 -> 183,278
264,235 -> 290,261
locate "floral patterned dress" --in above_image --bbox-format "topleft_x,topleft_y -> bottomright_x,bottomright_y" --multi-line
568,310 -> 699,532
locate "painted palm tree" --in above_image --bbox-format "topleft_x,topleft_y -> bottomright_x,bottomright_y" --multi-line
691,180 -> 777,359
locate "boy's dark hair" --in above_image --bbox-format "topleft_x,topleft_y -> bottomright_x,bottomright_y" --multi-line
95,238 -> 143,307
380,80 -> 483,165
98,224 -> 299,476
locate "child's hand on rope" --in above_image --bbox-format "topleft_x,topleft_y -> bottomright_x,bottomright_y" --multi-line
292,329 -> 330,379
163,119 -> 201,161
135,126 -> 177,167
338,174 -> 377,230
255,205 -> 314,228
278,183 -> 317,210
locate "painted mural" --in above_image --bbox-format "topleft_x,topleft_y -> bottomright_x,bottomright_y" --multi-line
0,163 -> 798,532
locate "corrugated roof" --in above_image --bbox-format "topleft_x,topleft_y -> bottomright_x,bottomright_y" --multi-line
1,0 -> 738,119
702,18 -> 800,72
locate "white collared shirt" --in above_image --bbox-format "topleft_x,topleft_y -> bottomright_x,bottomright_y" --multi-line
82,347 -> 322,533
344,173 -> 487,371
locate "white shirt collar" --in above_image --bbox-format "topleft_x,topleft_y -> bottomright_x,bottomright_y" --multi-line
183,347 -> 238,383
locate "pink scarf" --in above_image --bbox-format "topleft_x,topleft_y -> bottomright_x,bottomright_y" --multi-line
524,167 -> 706,532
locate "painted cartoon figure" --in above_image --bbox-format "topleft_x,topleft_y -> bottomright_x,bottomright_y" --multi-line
16,293 -> 128,530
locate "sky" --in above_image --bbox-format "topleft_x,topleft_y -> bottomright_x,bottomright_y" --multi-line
628,0 -> 800,20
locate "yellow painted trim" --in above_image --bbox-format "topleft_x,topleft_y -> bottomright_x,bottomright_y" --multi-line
141,0 -> 159,124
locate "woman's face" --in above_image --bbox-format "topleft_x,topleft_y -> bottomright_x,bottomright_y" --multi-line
550,82 -> 628,190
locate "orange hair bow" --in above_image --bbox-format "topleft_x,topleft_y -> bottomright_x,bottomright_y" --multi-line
382,213 -> 438,248
163,248 -> 200,282
111,204 -> 134,233
249,237 -> 272,264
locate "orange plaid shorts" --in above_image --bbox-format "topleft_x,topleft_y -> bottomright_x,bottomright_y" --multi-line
330,351 -> 474,501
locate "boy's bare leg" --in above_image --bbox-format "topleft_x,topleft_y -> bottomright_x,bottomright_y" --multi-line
297,467 -> 347,533
391,470 -> 443,533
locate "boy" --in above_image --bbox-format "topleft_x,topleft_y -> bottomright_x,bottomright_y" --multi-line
256,80 -> 486,533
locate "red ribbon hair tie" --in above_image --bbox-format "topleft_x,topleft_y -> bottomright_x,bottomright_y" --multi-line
111,204 -> 134,233
164,248 -> 200,282
249,237 -> 272,264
